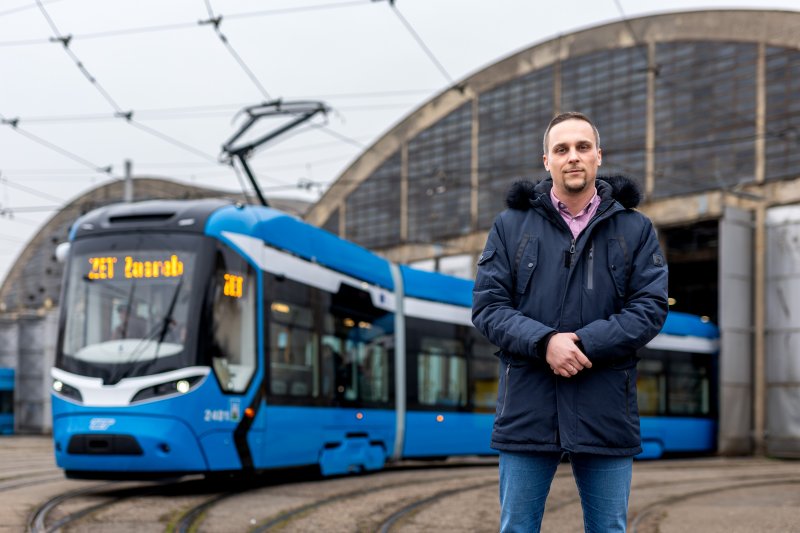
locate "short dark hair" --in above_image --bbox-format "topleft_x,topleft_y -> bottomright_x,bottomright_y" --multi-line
542,111 -> 600,155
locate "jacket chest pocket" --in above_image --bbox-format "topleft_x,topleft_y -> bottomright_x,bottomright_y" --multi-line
607,238 -> 629,298
515,237 -> 539,294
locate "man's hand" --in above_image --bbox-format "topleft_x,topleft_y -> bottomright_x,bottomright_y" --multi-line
545,332 -> 592,378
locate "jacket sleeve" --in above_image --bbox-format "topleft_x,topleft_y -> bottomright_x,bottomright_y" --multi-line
575,218 -> 669,361
472,214 -> 556,360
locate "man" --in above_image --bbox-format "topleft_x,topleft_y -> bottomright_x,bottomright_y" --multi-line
472,112 -> 668,532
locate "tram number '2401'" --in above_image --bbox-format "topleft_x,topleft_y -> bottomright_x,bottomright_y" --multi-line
203,401 -> 241,423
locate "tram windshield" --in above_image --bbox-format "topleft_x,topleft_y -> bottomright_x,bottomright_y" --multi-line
58,233 -> 205,383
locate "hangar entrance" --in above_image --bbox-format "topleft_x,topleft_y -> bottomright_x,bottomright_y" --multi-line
661,208 -> 756,456
661,220 -> 719,324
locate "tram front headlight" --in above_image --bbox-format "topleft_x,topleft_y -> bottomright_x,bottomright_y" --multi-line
52,379 -> 83,403
131,375 -> 203,403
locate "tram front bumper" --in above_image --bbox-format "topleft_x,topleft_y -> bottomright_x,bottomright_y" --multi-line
53,413 -> 209,476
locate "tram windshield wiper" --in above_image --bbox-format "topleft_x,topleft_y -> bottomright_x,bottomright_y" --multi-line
109,278 -> 184,384
155,277 -> 183,355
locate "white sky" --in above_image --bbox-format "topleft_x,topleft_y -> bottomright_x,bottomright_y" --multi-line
1,0 -> 798,285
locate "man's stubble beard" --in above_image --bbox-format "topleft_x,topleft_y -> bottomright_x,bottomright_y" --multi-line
564,176 -> 588,194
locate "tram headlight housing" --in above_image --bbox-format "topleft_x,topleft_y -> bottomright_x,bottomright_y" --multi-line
131,375 -> 203,403
52,380 -> 83,403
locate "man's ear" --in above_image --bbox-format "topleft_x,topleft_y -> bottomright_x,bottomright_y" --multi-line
543,154 -> 549,172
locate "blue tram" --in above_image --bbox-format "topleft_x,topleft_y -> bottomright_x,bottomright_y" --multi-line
637,312 -> 719,459
51,199 -> 716,478
0,368 -> 14,435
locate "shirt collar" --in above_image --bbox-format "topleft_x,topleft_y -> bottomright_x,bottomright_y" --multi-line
550,187 -> 599,218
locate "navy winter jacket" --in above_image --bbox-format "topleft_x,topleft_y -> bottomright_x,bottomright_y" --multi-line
472,176 -> 668,456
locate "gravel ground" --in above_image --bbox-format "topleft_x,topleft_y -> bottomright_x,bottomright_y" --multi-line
3,436 -> 800,532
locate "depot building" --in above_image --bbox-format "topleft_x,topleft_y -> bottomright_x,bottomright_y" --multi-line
1,9 -> 799,459
304,10 -> 800,458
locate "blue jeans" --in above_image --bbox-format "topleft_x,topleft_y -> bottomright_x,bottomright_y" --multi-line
499,451 -> 633,533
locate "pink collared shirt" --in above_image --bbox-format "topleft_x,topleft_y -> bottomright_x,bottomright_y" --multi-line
550,188 -> 601,239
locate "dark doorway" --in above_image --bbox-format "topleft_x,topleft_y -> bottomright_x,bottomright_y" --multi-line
661,220 -> 719,324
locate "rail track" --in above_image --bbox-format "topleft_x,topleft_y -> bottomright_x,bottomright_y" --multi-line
245,469 -> 497,533
1,451 -> 797,533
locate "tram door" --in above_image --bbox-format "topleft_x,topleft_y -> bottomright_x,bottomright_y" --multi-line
404,319 -> 477,456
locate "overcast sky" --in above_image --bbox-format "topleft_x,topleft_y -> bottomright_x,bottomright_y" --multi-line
1,0 -> 798,285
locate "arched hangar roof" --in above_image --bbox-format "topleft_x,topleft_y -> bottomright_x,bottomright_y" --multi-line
304,9 -> 800,261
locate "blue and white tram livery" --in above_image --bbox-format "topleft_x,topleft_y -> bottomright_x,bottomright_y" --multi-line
52,199 -> 498,478
51,199 -> 717,478
636,312 -> 719,459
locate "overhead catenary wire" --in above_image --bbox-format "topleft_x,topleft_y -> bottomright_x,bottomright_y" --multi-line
0,169 -> 65,224
126,120 -> 218,164
22,0 -> 376,199
0,232 -> 29,244
0,174 -> 67,203
0,0 -> 372,47
0,204 -> 61,213
34,0 -> 220,166
200,0 -> 271,101
0,133 -> 376,175
11,101 -> 419,124
0,113 -> 115,177
4,2 -> 795,214
36,0 -> 125,113
379,0 -> 455,86
0,0 -> 63,18
0,203 -> 48,226
611,0 -> 651,68
0,91 -> 432,124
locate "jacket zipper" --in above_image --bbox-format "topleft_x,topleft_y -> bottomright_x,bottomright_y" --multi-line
587,243 -> 594,290
499,363 -> 510,418
568,238 -> 576,267
536,190 -> 621,327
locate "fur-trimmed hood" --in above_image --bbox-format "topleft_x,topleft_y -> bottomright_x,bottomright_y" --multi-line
505,175 -> 641,211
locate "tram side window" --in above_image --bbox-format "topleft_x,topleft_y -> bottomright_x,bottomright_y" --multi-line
0,389 -> 12,434
0,390 -> 12,414
637,358 -> 666,416
320,283 -> 392,405
407,317 -> 468,409
209,246 -> 257,393
668,354 -> 710,416
638,348 -> 711,417
469,331 -> 499,412
268,276 -> 319,398
417,341 -> 467,407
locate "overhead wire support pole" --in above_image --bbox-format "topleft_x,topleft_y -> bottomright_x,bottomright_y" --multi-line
221,100 -> 330,207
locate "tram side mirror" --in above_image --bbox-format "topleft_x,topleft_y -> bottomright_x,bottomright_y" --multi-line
55,242 -> 71,264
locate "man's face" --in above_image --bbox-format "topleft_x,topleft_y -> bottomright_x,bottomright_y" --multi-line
543,119 -> 602,196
